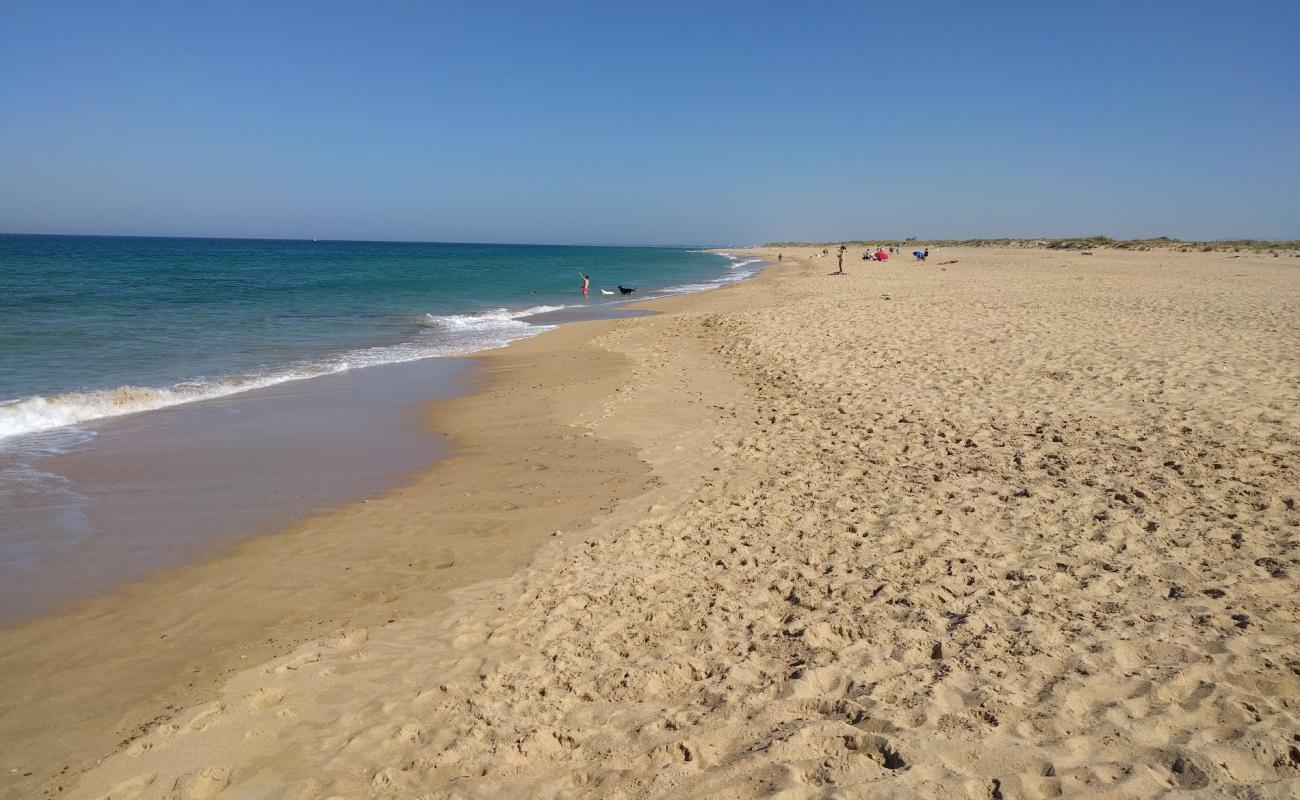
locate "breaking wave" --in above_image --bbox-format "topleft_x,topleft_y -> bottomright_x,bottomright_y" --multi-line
0,305 -> 568,442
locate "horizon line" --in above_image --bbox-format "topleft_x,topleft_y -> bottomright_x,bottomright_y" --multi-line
0,231 -> 736,249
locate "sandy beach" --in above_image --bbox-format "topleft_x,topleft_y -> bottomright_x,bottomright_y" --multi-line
6,246 -> 1300,799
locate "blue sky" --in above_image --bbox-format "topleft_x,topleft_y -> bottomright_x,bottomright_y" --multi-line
2,1 -> 1298,244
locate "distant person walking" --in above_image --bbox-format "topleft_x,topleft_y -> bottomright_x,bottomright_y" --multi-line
836,245 -> 846,275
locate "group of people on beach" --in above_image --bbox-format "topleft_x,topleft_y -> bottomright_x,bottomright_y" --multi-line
817,244 -> 929,275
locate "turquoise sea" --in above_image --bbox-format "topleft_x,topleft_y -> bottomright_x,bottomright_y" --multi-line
0,235 -> 759,440
0,235 -> 762,619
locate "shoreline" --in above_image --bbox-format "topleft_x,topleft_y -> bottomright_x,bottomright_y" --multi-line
0,294 -> 692,625
0,357 -> 470,623
0,249 -> 763,621
0,249 -> 762,444
0,258 -> 772,797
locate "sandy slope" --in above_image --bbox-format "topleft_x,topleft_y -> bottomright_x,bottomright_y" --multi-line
67,247 -> 1300,799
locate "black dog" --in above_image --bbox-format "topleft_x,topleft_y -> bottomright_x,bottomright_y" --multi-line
618,285 -> 636,295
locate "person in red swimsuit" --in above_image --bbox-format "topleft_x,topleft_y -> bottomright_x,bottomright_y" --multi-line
578,272 -> 590,297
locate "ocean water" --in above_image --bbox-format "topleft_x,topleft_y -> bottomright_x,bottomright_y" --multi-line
0,235 -> 762,617
0,235 -> 759,440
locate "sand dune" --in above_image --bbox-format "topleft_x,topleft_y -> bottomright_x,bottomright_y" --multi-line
68,247 -> 1300,799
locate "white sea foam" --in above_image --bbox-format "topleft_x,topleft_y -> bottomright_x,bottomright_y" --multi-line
422,305 -> 565,333
0,305 -> 566,443
652,254 -> 766,298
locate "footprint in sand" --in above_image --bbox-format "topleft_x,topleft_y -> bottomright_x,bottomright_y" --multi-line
168,766 -> 231,799
395,720 -> 427,744
153,722 -> 181,739
642,739 -> 700,770
272,650 -> 321,674
842,734 -> 907,770
329,626 -> 369,650
371,767 -> 403,793
125,739 -> 154,757
180,702 -> 226,735
246,687 -> 286,710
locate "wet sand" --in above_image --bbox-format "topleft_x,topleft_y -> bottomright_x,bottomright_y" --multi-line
0,358 -> 469,622
521,304 -> 655,326
0,302 -> 658,626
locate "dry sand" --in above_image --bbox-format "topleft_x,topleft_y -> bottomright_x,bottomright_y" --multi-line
13,247 -> 1300,799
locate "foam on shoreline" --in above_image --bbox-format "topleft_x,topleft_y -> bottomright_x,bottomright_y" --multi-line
0,256 -> 765,443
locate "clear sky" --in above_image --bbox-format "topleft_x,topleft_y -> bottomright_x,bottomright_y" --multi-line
2,1 -> 1298,245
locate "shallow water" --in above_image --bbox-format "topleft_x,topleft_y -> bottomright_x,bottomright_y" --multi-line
0,357 -> 469,621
